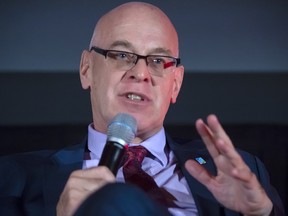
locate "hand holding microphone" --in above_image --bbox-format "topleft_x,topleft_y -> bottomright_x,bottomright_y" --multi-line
57,113 -> 137,216
98,113 -> 137,176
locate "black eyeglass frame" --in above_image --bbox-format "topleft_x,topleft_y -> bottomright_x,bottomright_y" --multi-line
90,46 -> 181,68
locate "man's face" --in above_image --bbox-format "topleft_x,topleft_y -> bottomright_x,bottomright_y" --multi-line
80,6 -> 184,142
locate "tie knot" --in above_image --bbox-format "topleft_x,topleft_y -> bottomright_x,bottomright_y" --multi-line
122,145 -> 148,166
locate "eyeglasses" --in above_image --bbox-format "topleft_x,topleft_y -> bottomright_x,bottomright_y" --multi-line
90,46 -> 181,77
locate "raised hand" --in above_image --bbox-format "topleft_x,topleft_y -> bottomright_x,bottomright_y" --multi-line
185,114 -> 273,216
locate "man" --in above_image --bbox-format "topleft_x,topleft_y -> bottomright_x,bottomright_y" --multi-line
0,2 -> 285,216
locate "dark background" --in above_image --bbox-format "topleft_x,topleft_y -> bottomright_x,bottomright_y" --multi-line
0,0 -> 287,212
1,0 -> 288,72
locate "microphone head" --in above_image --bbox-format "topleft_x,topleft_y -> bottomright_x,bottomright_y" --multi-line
107,113 -> 137,145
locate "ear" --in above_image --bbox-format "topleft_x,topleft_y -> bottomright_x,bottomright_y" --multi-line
171,65 -> 184,104
79,50 -> 92,90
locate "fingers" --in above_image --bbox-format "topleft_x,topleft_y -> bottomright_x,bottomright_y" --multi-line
195,117 -> 219,158
185,159 -> 214,190
206,114 -> 232,144
67,166 -> 115,192
70,166 -> 115,182
196,114 -> 237,160
196,115 -> 233,157
57,166 -> 116,216
188,115 -> 274,215
196,114 -> 252,181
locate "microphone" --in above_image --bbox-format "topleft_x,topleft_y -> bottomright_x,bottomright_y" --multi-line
98,113 -> 137,176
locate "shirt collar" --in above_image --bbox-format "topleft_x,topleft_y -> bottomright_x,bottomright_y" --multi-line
128,128 -> 167,166
87,124 -> 168,166
87,124 -> 107,160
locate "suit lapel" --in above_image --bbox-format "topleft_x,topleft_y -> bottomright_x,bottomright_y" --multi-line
167,134 -> 241,216
166,134 -> 225,216
43,140 -> 86,216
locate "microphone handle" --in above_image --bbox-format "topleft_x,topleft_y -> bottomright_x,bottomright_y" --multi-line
98,141 -> 126,176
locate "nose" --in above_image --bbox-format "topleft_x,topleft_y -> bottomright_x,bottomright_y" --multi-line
125,58 -> 151,82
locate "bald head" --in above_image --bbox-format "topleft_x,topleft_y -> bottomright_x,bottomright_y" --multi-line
89,2 -> 179,56
80,2 -> 184,141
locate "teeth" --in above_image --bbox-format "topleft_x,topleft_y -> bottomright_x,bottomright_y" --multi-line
127,94 -> 142,101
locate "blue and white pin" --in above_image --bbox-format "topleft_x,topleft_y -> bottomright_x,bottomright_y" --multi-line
195,157 -> 206,165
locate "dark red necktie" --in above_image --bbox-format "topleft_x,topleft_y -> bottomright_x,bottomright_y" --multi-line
122,145 -> 176,207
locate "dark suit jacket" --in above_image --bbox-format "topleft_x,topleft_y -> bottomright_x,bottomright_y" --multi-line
0,134 -> 285,216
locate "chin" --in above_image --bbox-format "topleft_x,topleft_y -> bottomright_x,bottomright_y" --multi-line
137,117 -> 162,131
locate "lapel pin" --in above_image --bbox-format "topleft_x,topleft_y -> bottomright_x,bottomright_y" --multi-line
195,157 -> 206,164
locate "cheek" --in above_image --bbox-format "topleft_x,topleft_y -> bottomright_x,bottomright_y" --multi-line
155,82 -> 174,110
89,72 -> 108,104
90,71 -> 122,105
162,78 -> 175,100
91,77 -> 111,99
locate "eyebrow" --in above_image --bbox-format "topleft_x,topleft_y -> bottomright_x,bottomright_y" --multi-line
109,40 -> 133,50
109,40 -> 173,56
149,47 -> 173,56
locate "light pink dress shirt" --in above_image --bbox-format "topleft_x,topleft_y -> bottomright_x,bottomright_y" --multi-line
83,124 -> 198,216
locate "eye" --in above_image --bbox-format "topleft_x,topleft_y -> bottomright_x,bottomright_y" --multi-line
117,52 -> 129,60
108,51 -> 130,60
152,57 -> 166,65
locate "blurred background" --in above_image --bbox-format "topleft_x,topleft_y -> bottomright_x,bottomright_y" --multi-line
0,0 -> 287,211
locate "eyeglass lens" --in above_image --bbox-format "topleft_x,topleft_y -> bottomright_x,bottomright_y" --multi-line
106,50 -> 176,76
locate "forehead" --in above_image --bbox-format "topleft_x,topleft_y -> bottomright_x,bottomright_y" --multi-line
92,5 -> 179,56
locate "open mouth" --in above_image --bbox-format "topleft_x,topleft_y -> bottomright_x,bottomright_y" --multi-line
126,93 -> 144,101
